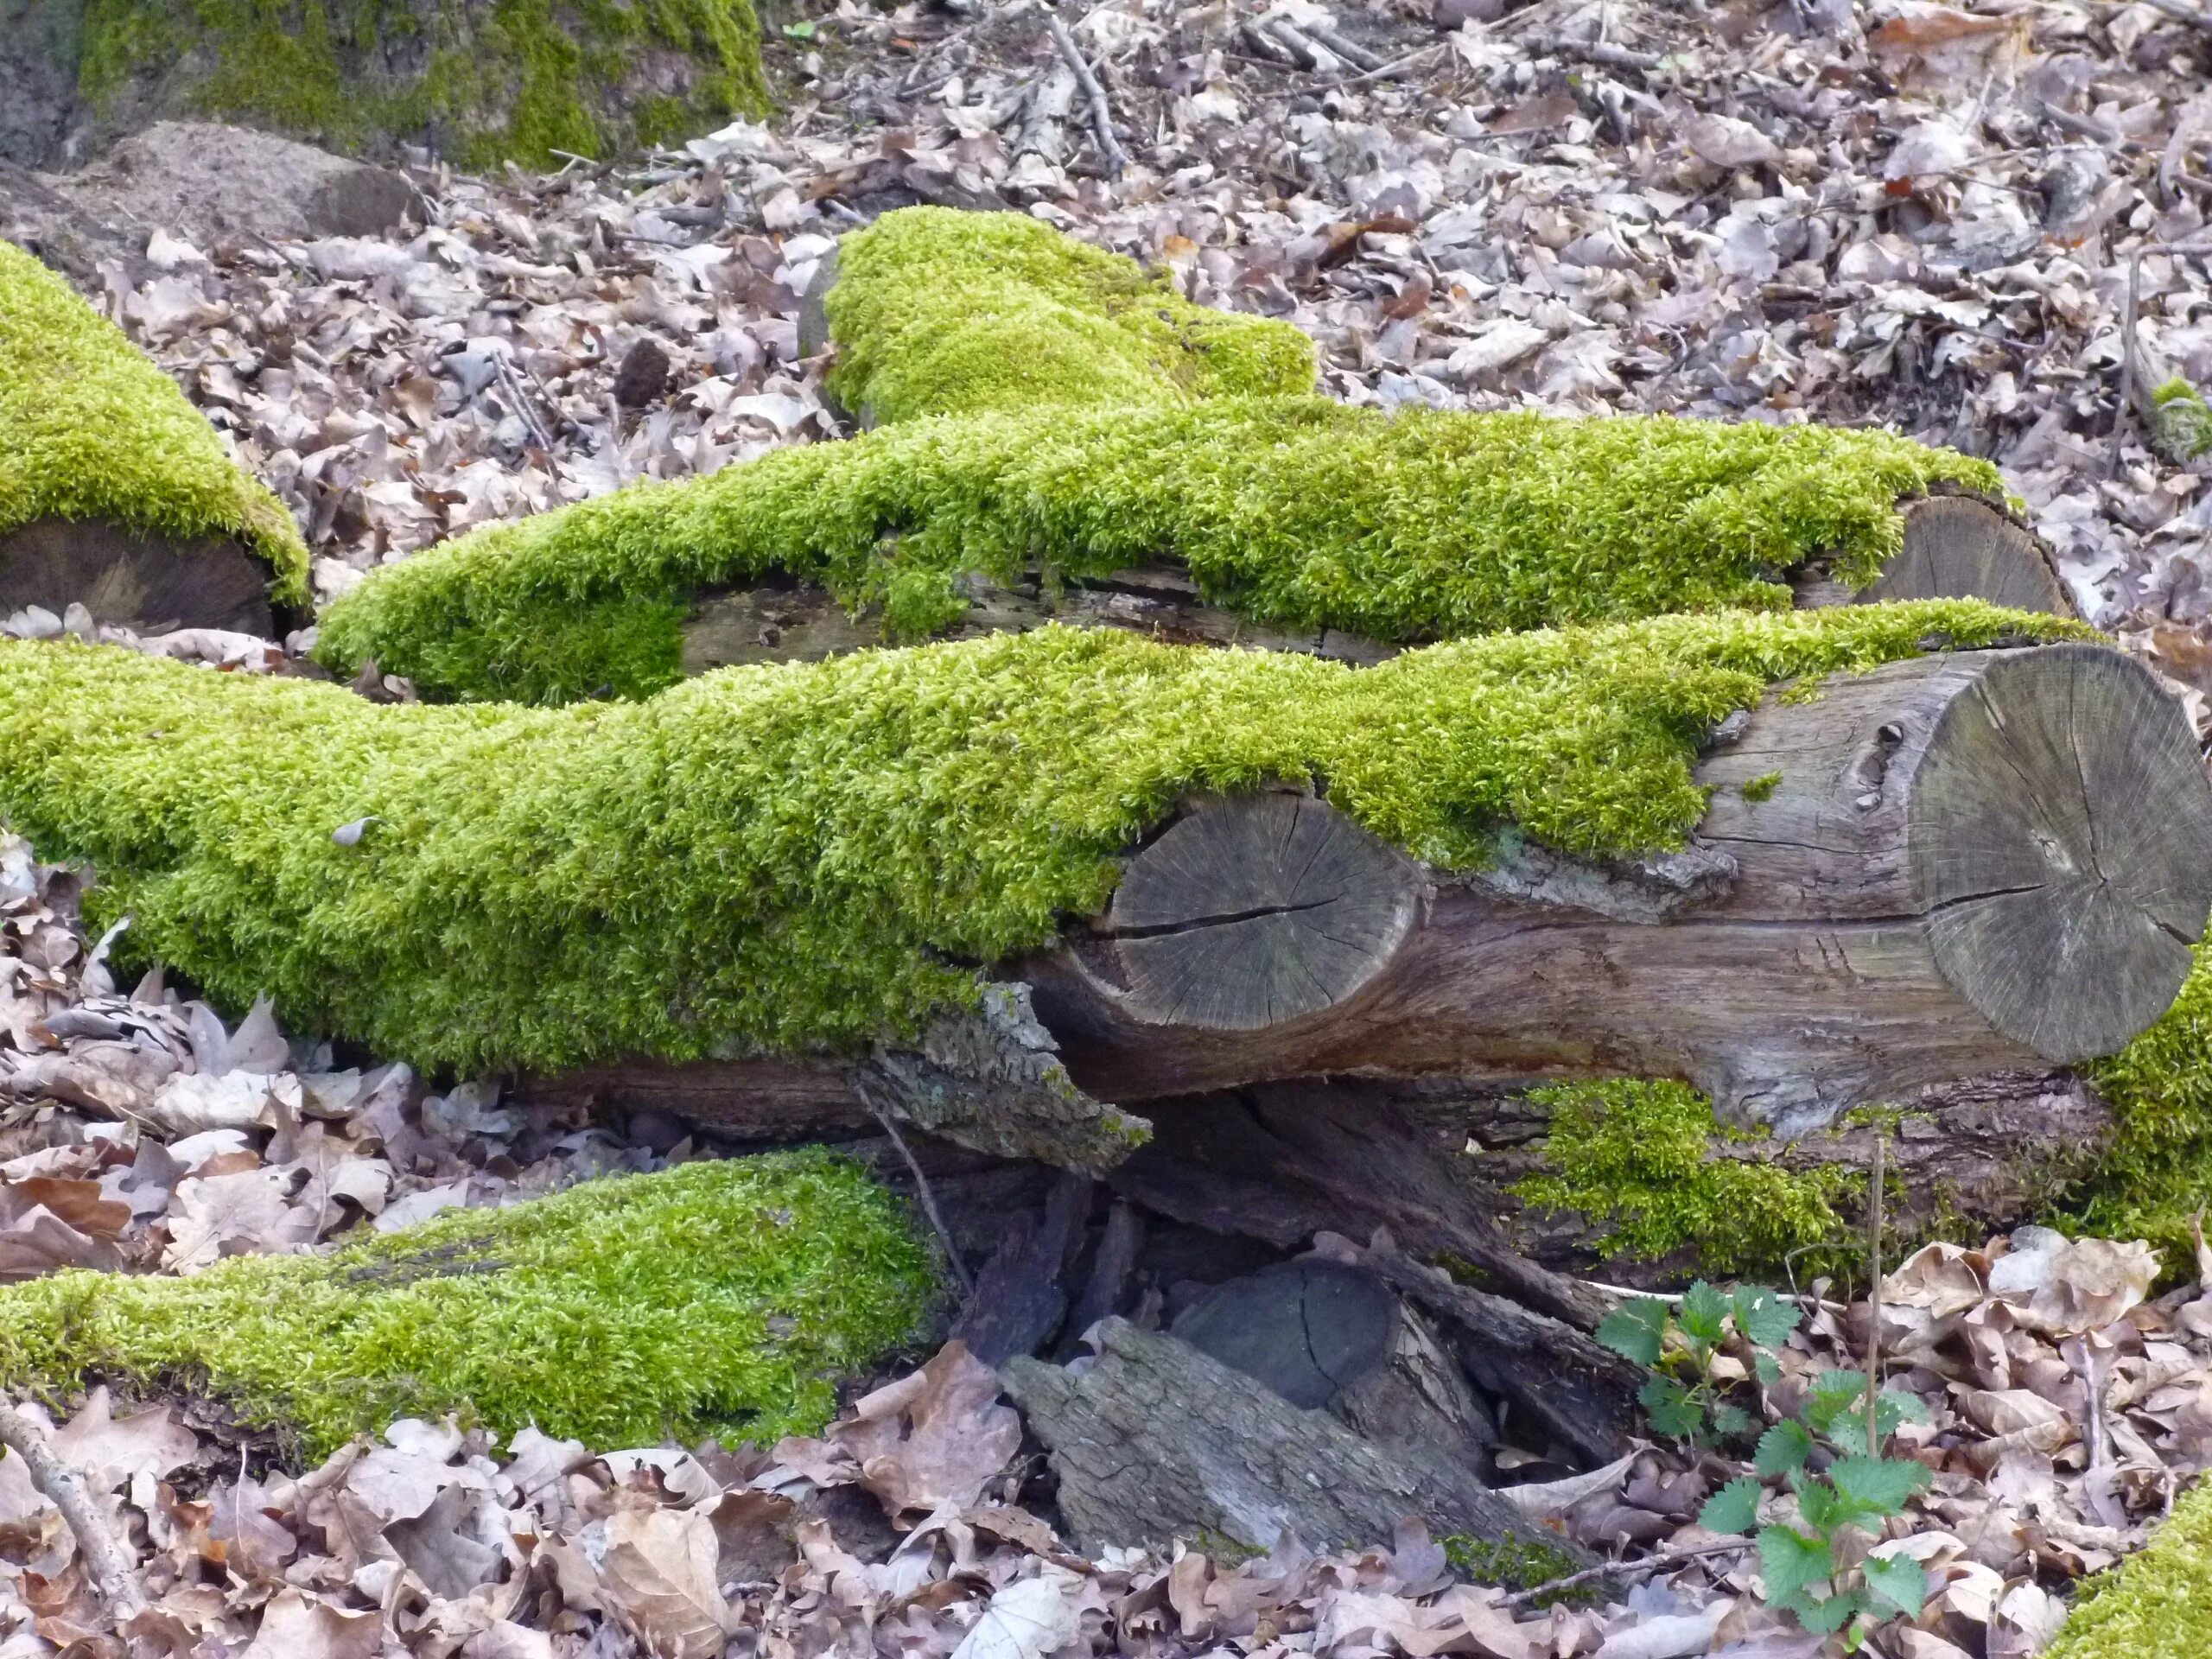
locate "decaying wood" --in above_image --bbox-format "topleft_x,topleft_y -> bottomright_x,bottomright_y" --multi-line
1001,1317 -> 1589,1559
0,1397 -> 144,1622
950,1168 -> 1091,1364
1115,1070 -> 2114,1285
677,497 -> 2066,675
0,516 -> 276,635
1027,644 -> 2212,1135
1169,1260 -> 1499,1471
1058,1197 -> 1142,1357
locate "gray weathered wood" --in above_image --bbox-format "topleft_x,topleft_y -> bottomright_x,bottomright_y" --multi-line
1001,1317 -> 1586,1559
0,516 -> 275,635
1859,495 -> 2074,614
1028,644 -> 2212,1135
950,1168 -> 1093,1364
1105,792 -> 1421,1031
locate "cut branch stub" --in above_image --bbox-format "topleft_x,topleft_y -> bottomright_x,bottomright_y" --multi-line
1795,495 -> 2075,616
1910,644 -> 2212,1060
0,517 -> 275,635
1102,793 -> 1420,1030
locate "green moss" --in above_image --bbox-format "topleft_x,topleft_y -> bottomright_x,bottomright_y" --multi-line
77,0 -> 767,168
0,605 -> 2080,1077
2046,1478 -> 2212,1658
1509,1079 -> 1861,1277
2153,378 -> 2212,465
1740,770 -> 1781,802
823,208 -> 1318,424
0,241 -> 308,607
1441,1533 -> 1587,1593
315,391 -> 2012,706
2064,941 -> 2212,1264
0,1150 -> 933,1457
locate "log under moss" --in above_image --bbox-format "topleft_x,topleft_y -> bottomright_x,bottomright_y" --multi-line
0,603 -> 2084,1079
2047,1480 -> 2212,1658
0,1150 -> 934,1455
0,240 -> 308,617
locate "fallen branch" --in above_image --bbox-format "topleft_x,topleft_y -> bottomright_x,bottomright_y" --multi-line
1043,7 -> 1128,177
1500,1539 -> 1752,1611
0,1398 -> 144,1622
1516,34 -> 1670,73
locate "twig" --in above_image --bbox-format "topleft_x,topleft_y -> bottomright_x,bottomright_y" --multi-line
1500,1538 -> 1752,1611
1303,20 -> 1383,71
0,1399 -> 144,1622
857,1086 -> 976,1296
1517,33 -> 1669,73
1043,7 -> 1127,177
1866,1125 -> 1885,1458
2113,248 -> 2143,479
1314,41 -> 1446,90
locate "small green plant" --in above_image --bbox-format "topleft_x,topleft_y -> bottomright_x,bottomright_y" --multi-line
2154,377 -> 2212,463
1742,770 -> 1782,802
1599,1284 -> 1934,1650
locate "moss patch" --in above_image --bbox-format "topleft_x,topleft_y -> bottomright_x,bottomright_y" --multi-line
2046,1478 -> 2212,1658
1509,1079 -> 1862,1278
0,1150 -> 933,1457
824,207 -> 1317,424
0,606 -> 2081,1078
315,392 -> 2012,705
2064,942 -> 2212,1265
76,0 -> 767,169
0,240 -> 308,606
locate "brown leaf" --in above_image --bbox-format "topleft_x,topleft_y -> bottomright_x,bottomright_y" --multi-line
51,1387 -> 200,1491
596,1506 -> 734,1658
1682,112 -> 1782,170
829,1340 -> 1021,1517
238,1586 -> 382,1659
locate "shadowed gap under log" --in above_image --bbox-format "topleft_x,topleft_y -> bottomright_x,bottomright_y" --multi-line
0,517 -> 276,635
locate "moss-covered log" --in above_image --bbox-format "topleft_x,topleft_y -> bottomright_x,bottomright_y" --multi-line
0,1151 -> 933,1454
4,0 -> 766,170
314,208 -> 2068,703
2047,1480 -> 2212,1659
0,238 -> 308,630
0,603 -> 2095,1084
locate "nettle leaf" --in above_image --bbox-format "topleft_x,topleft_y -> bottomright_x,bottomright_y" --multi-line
1793,1585 -> 1867,1636
1700,1476 -> 1764,1535
1733,1284 -> 1802,1350
1758,1526 -> 1834,1606
1796,1476 -> 1846,1534
1805,1370 -> 1869,1437
1878,1388 -> 1931,1429
1755,1419 -> 1815,1478
1754,1351 -> 1783,1387
1639,1375 -> 1704,1439
1710,1402 -> 1758,1439
1829,1455 -> 1931,1519
1598,1298 -> 1671,1366
1863,1553 -> 1929,1618
1680,1280 -> 1732,1345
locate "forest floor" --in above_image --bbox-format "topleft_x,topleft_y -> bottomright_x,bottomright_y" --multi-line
4,0 -> 2212,1652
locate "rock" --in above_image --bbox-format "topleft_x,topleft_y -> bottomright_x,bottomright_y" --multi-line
614,338 -> 673,410
1170,1261 -> 1396,1409
0,160 -> 138,284
61,124 -> 416,245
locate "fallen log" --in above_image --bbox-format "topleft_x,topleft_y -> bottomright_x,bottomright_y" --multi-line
1001,1317 -> 1587,1560
1023,642 -> 2212,1135
0,238 -> 308,632
314,207 -> 2062,704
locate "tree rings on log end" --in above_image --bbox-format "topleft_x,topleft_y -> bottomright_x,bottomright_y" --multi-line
1105,794 -> 1420,1031
1858,495 -> 2075,616
0,516 -> 275,635
1912,643 -> 2212,1062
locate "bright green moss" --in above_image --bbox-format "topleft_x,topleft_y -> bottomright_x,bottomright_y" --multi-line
2047,1478 -> 2212,1658
76,0 -> 767,168
2064,943 -> 2212,1264
1509,1079 -> 1861,1277
0,605 -> 2081,1077
0,1150 -> 934,1457
1740,770 -> 1781,801
823,208 -> 1318,424
2154,377 -> 2212,465
0,240 -> 308,607
315,394 -> 2010,705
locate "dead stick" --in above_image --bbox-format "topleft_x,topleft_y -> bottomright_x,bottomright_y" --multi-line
856,1086 -> 976,1297
0,1400 -> 144,1621
2113,248 -> 2143,478
1043,8 -> 1127,177
1866,1125 -> 1885,1458
1500,1538 -> 1751,1611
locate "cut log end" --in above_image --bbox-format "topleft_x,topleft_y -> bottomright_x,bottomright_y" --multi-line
1859,495 -> 2075,616
1911,642 -> 2212,1062
0,516 -> 275,635
1103,793 -> 1421,1031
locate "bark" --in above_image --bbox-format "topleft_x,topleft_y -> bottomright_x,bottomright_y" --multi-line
0,516 -> 275,635
1025,644 -> 2212,1135
1001,1317 -> 1588,1560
